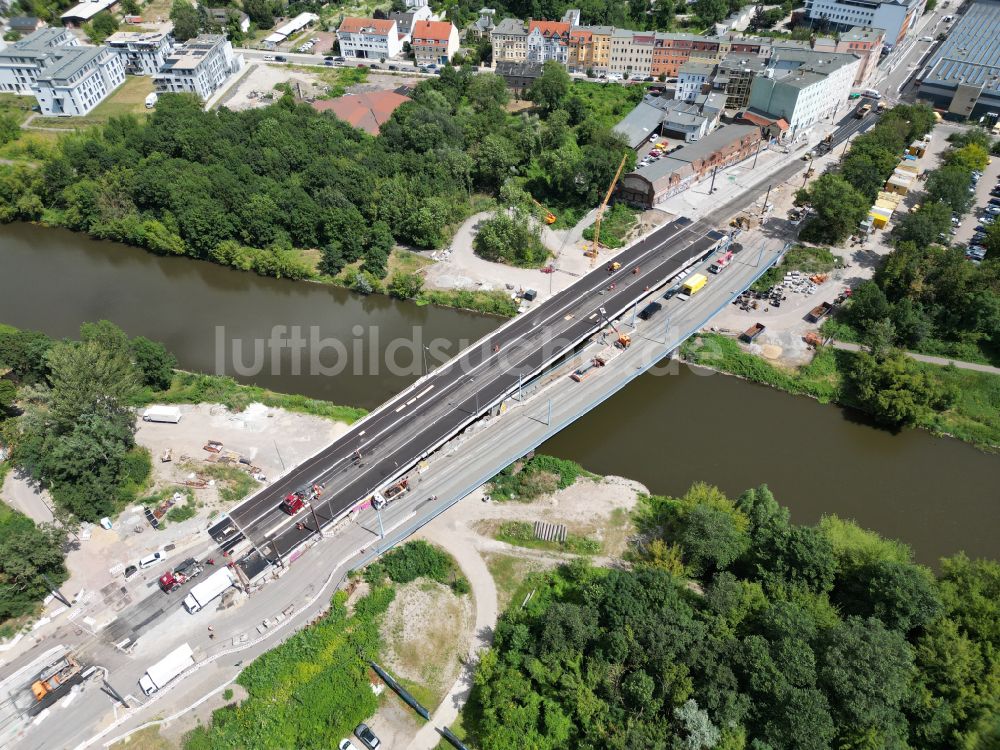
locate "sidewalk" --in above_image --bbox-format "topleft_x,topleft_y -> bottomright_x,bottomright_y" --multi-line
830,340 -> 1000,374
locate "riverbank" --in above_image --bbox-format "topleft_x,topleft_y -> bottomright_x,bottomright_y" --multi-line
681,332 -> 1000,452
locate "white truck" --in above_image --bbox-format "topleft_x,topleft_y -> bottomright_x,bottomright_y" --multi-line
182,567 -> 237,614
139,643 -> 194,696
142,405 -> 182,423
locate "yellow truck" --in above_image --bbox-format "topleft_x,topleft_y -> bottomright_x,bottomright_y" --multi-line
677,273 -> 707,300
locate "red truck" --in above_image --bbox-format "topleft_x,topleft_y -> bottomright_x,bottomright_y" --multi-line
280,484 -> 323,515
158,558 -> 204,593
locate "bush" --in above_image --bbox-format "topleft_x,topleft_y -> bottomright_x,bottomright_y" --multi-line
366,540 -> 456,585
489,454 -> 596,501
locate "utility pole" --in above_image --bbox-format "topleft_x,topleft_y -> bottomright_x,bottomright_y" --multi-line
422,345 -> 429,377
762,184 -> 772,220
309,501 -> 324,538
751,137 -> 763,169
708,165 -> 719,194
41,573 -> 71,608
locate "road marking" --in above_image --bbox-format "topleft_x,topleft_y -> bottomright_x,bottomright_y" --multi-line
416,385 -> 434,398
394,403 -> 406,413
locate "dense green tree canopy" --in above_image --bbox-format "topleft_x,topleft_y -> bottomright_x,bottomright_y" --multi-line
469,484 -> 1000,750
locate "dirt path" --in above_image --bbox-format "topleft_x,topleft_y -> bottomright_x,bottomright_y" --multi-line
406,515 -> 498,750
830,340 -> 1000,374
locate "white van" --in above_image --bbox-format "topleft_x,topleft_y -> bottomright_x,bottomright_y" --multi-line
863,88 -> 882,99
138,551 -> 164,570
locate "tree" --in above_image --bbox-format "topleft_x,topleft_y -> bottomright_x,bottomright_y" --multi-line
0,512 -> 68,620
0,114 -> 20,147
800,174 -> 869,244
820,617 -> 915,746
678,503 -> 750,576
466,72 -> 508,113
131,336 -> 177,390
473,210 -> 548,267
835,559 -> 942,633
926,165 -> 973,215
120,0 -> 139,14
847,280 -> 892,335
0,379 -> 16,415
892,200 -> 951,248
944,143 -> 989,172
170,0 -> 202,41
694,0 -> 729,23
387,272 -> 423,300
847,349 -> 955,426
244,0 -> 275,28
87,11 -> 119,42
528,61 -> 571,114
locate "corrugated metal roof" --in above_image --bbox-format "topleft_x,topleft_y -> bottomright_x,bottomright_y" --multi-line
922,0 -> 1000,95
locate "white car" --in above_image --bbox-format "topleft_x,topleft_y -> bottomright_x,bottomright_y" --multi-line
339,741 -> 359,750
138,551 -> 164,570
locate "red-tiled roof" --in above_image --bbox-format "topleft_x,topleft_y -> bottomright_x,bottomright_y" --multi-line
411,19 -> 454,42
528,20 -> 569,37
312,91 -> 410,135
338,16 -> 395,35
569,29 -> 592,41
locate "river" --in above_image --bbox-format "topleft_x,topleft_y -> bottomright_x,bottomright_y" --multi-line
2,223 -> 997,564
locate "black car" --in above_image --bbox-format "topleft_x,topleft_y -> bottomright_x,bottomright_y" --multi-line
324,55 -> 334,61
274,55 -> 287,62
388,64 -> 398,70
369,62 -> 380,68
991,189 -> 1000,198
638,301 -> 662,321
355,724 -> 380,749
335,56 -> 346,62
990,198 -> 1000,206
124,565 -> 138,579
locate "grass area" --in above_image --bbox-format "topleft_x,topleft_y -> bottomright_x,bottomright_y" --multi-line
488,454 -> 598,502
364,540 -> 469,593
111,726 -> 175,750
682,333 -> 1000,450
0,93 -> 33,125
482,552 -> 549,611
36,76 -> 153,130
387,248 -> 433,277
196,463 -> 259,504
569,80 -> 646,132
752,244 -> 844,292
144,371 -> 366,423
183,587 -> 391,750
137,485 -> 194,507
582,203 -> 639,250
495,520 -> 602,555
293,65 -> 368,99
417,288 -> 517,317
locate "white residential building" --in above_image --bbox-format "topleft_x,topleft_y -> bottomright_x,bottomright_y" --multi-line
748,51 -> 859,137
336,17 -> 403,60
32,44 -> 125,115
803,0 -> 924,47
105,30 -> 174,75
526,20 -> 569,64
0,27 -> 78,95
676,61 -> 714,100
153,34 -> 243,100
609,29 -> 654,77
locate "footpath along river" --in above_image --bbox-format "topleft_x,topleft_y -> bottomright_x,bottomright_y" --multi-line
2,223 -> 997,564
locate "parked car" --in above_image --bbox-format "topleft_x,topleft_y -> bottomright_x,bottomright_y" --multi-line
388,64 -> 398,70
369,62 -> 380,68
989,197 -> 1000,206
335,56 -> 346,62
139,552 -> 164,570
124,565 -> 138,579
339,741 -> 359,750
324,55 -> 334,61
274,55 -> 287,62
354,724 -> 380,749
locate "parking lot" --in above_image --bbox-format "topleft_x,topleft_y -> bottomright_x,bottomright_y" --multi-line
958,150 -> 1000,261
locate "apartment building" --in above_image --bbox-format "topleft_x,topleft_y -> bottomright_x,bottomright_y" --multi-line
31,44 -> 125,115
153,34 -> 243,100
677,61 -> 714,100
389,3 -> 432,41
715,54 -> 769,109
527,20 -> 570,64
835,26 -> 885,86
804,0 -> 923,47
490,17 -> 528,64
748,51 -> 859,136
105,30 -> 174,75
0,27 -> 78,95
565,24 -> 612,72
609,29 -> 653,77
336,17 -> 403,60
411,20 -> 458,66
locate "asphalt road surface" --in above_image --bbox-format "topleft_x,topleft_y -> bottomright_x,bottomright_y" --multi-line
222,218 -> 727,557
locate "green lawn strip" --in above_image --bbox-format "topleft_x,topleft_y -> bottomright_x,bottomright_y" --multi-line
488,454 -> 599,502
495,520 -> 602,555
582,203 -> 639,249
142,371 -> 366,423
683,333 -> 1000,450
